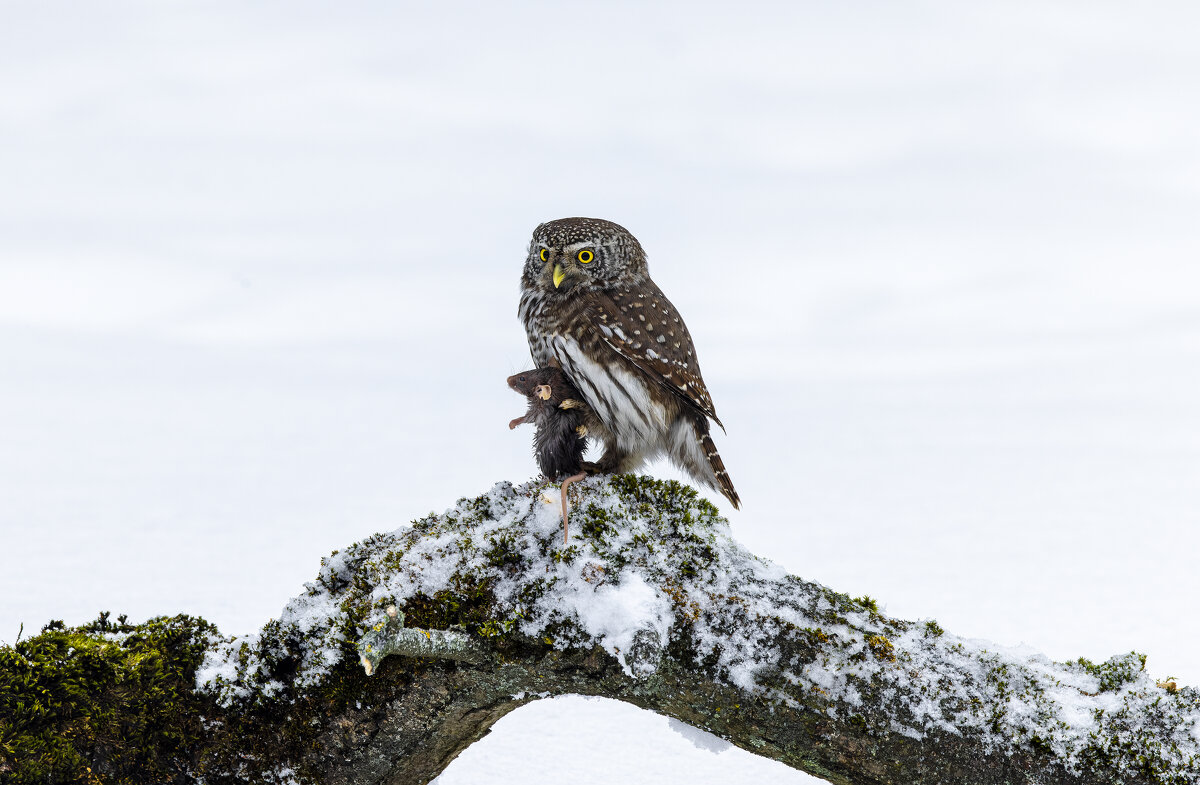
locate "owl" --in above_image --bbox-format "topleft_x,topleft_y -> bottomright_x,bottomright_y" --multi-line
518,217 -> 740,509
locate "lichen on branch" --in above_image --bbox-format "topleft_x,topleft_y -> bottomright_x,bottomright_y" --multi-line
358,605 -> 488,673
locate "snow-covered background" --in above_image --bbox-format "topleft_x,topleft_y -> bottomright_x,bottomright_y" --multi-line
2,2 -> 1198,782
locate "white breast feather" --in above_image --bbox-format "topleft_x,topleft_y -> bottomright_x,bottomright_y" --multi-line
553,336 -> 671,452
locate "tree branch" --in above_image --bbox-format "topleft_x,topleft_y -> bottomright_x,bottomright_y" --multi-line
194,475 -> 1198,784
4,476 -> 1195,784
359,606 -> 489,672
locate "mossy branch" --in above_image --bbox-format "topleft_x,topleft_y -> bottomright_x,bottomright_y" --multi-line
3,476 -> 1196,785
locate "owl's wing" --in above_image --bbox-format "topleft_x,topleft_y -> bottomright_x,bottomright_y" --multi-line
582,286 -> 724,429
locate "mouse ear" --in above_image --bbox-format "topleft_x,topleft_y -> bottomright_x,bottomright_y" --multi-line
546,356 -> 562,369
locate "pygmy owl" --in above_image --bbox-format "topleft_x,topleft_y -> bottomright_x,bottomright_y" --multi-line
518,217 -> 740,509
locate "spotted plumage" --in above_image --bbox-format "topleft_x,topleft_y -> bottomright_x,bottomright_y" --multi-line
518,217 -> 740,508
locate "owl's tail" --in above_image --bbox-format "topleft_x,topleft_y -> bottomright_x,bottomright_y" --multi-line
672,414 -> 740,509
700,431 -> 741,509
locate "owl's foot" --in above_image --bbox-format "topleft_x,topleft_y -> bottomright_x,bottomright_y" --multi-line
559,472 -> 586,544
579,458 -> 623,475
591,447 -> 641,475
509,416 -> 528,430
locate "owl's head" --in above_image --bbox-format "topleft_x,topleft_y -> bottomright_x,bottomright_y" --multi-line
523,217 -> 648,295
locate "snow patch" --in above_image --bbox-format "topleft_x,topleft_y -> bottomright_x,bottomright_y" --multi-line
550,570 -> 670,676
668,718 -> 733,753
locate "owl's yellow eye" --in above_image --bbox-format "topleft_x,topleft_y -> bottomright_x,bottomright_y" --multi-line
577,249 -> 594,264
539,248 -> 549,262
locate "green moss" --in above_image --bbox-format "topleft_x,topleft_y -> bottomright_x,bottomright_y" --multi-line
814,589 -> 855,627
801,627 -> 831,647
923,620 -> 944,638
865,635 -> 896,663
401,578 -> 500,635
482,533 -> 522,571
607,472 -> 684,507
550,543 -> 582,564
853,595 -> 879,615
983,660 -> 1013,730
0,613 -> 217,783
1070,651 -> 1147,692
1028,734 -> 1053,756
579,502 -> 619,545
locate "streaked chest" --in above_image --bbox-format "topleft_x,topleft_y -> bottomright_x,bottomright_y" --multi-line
519,287 -> 593,365
550,335 -> 671,445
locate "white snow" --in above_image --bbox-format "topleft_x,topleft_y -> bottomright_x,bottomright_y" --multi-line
667,717 -> 733,753
551,570 -> 670,676
193,640 -> 248,698
437,696 -> 799,784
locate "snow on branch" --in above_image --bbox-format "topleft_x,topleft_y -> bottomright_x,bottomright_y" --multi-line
195,475 -> 1200,785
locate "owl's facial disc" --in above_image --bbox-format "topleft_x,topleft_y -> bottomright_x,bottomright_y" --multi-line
544,242 -> 598,292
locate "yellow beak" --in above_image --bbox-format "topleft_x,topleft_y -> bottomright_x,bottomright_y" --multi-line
552,263 -> 566,288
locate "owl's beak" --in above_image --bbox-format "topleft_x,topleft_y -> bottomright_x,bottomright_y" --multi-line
552,263 -> 566,288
